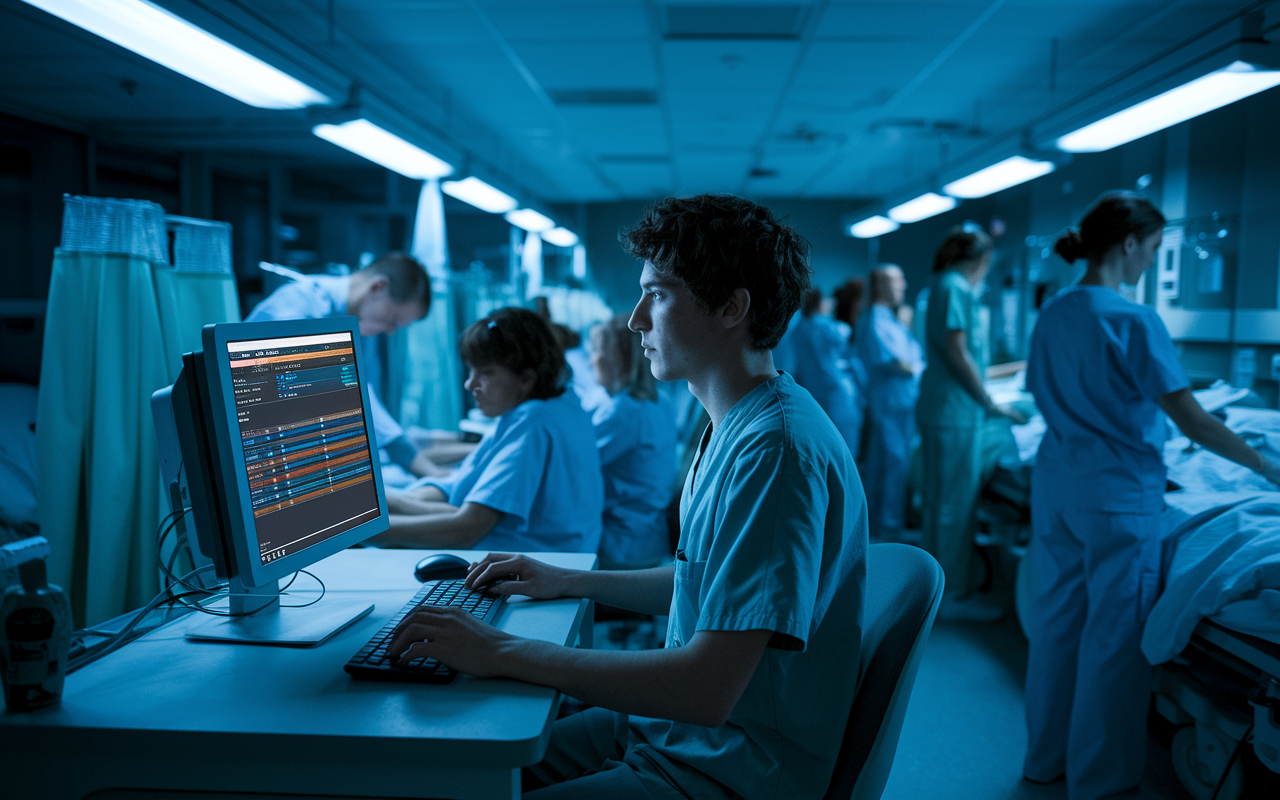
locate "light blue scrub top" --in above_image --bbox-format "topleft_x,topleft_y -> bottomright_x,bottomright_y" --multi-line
592,392 -> 677,565
1028,286 -> 1188,513
422,390 -> 604,553
245,275 -> 408,460
633,373 -> 868,799
917,270 -> 986,427
856,304 -> 923,413
775,312 -> 863,454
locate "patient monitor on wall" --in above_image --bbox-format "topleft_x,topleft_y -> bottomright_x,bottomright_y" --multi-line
151,317 -> 390,646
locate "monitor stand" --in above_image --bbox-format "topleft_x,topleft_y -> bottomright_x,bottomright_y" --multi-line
185,578 -> 373,647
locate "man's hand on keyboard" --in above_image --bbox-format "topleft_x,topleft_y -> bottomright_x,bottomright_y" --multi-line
465,553 -> 573,600
388,606 -> 512,678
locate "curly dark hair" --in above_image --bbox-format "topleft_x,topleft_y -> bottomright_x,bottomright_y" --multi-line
620,194 -> 812,350
459,306 -> 566,401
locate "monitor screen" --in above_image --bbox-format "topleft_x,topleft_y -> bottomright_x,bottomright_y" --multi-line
226,331 -> 381,567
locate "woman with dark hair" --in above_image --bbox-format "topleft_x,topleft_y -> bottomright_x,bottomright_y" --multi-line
1023,192 -> 1279,799
375,306 -> 604,553
587,315 -> 677,567
916,226 -> 1025,623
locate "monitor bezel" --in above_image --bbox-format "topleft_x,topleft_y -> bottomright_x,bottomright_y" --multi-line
200,316 -> 389,589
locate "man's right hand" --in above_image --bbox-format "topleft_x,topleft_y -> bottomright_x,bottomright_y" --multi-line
465,553 -> 578,599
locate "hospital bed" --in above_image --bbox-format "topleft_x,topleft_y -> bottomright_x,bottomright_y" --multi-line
1011,399 -> 1280,800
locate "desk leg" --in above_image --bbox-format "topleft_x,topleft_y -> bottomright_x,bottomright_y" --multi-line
577,599 -> 593,649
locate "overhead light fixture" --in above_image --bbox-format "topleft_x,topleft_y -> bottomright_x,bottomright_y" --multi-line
541,228 -> 580,248
312,119 -> 453,179
848,216 -> 900,239
441,177 -> 518,213
21,0 -> 329,109
943,156 -> 1057,198
505,208 -> 555,233
888,193 -> 957,224
1057,60 -> 1280,153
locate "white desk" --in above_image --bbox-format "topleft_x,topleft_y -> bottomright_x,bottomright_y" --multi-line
0,549 -> 596,800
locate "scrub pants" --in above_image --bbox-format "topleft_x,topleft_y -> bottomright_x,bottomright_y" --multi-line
862,401 -> 914,538
1022,501 -> 1164,800
523,708 -> 732,800
917,420 -> 1006,595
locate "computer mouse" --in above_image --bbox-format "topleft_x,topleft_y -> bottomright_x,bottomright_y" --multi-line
414,553 -> 471,583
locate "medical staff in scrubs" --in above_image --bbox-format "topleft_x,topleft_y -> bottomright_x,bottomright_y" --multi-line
774,288 -> 865,459
916,228 -> 1024,623
388,194 -> 867,800
247,253 -> 439,479
587,315 -> 678,567
856,265 -> 922,540
374,307 -> 604,554
1023,192 -> 1280,800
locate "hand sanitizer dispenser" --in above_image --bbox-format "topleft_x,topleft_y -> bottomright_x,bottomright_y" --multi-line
0,537 -> 72,712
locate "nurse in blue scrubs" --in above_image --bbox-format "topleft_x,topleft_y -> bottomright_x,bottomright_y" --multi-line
916,231 -> 1023,622
856,265 -> 923,540
1023,192 -> 1280,799
587,315 -> 678,567
775,289 -> 865,460
373,307 -> 604,554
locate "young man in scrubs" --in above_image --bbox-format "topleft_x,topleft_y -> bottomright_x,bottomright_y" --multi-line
1023,192 -> 1280,799
389,194 -> 869,800
247,252 -> 440,481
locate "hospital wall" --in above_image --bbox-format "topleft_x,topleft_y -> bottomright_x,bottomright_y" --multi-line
875,86 -> 1280,406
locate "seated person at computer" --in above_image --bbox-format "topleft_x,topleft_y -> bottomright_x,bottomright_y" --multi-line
588,314 -> 678,568
371,307 -> 604,554
388,195 -> 868,800
247,252 -> 452,481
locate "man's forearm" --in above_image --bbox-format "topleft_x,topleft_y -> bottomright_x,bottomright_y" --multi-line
498,629 -> 770,728
372,512 -> 487,549
563,566 -> 674,615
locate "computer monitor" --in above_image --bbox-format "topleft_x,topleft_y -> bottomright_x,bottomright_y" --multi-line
152,317 -> 389,646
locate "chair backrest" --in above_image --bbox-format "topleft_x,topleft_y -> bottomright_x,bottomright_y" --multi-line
824,543 -> 945,800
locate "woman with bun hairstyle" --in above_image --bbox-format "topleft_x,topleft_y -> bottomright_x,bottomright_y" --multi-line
1022,191 -> 1280,799
915,226 -> 1024,623
376,306 -> 604,554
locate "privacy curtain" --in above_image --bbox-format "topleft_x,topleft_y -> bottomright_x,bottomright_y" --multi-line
37,250 -> 238,626
402,178 -> 463,431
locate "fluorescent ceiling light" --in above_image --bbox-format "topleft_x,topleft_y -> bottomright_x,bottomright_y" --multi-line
943,156 -> 1057,199
541,228 -> 580,247
888,193 -> 958,224
441,177 -> 518,213
505,208 -> 555,233
22,0 -> 328,109
312,120 -> 453,179
848,216 -> 900,238
1057,61 -> 1280,153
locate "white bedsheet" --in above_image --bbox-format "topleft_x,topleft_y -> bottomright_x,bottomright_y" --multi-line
1140,407 -> 1280,665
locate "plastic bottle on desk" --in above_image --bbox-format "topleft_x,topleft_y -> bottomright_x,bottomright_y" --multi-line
0,537 -> 72,712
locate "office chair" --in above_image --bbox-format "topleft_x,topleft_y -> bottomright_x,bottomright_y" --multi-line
824,543 -> 945,800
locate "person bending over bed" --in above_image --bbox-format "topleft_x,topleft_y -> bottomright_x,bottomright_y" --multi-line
371,307 -> 604,553
1022,191 -> 1280,800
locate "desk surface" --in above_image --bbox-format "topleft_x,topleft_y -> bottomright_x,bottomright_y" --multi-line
1,549 -> 596,800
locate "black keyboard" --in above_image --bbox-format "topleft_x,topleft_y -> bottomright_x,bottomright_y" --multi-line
344,579 -> 505,683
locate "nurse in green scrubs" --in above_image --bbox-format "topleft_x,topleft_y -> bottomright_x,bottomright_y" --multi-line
916,226 -> 1024,622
